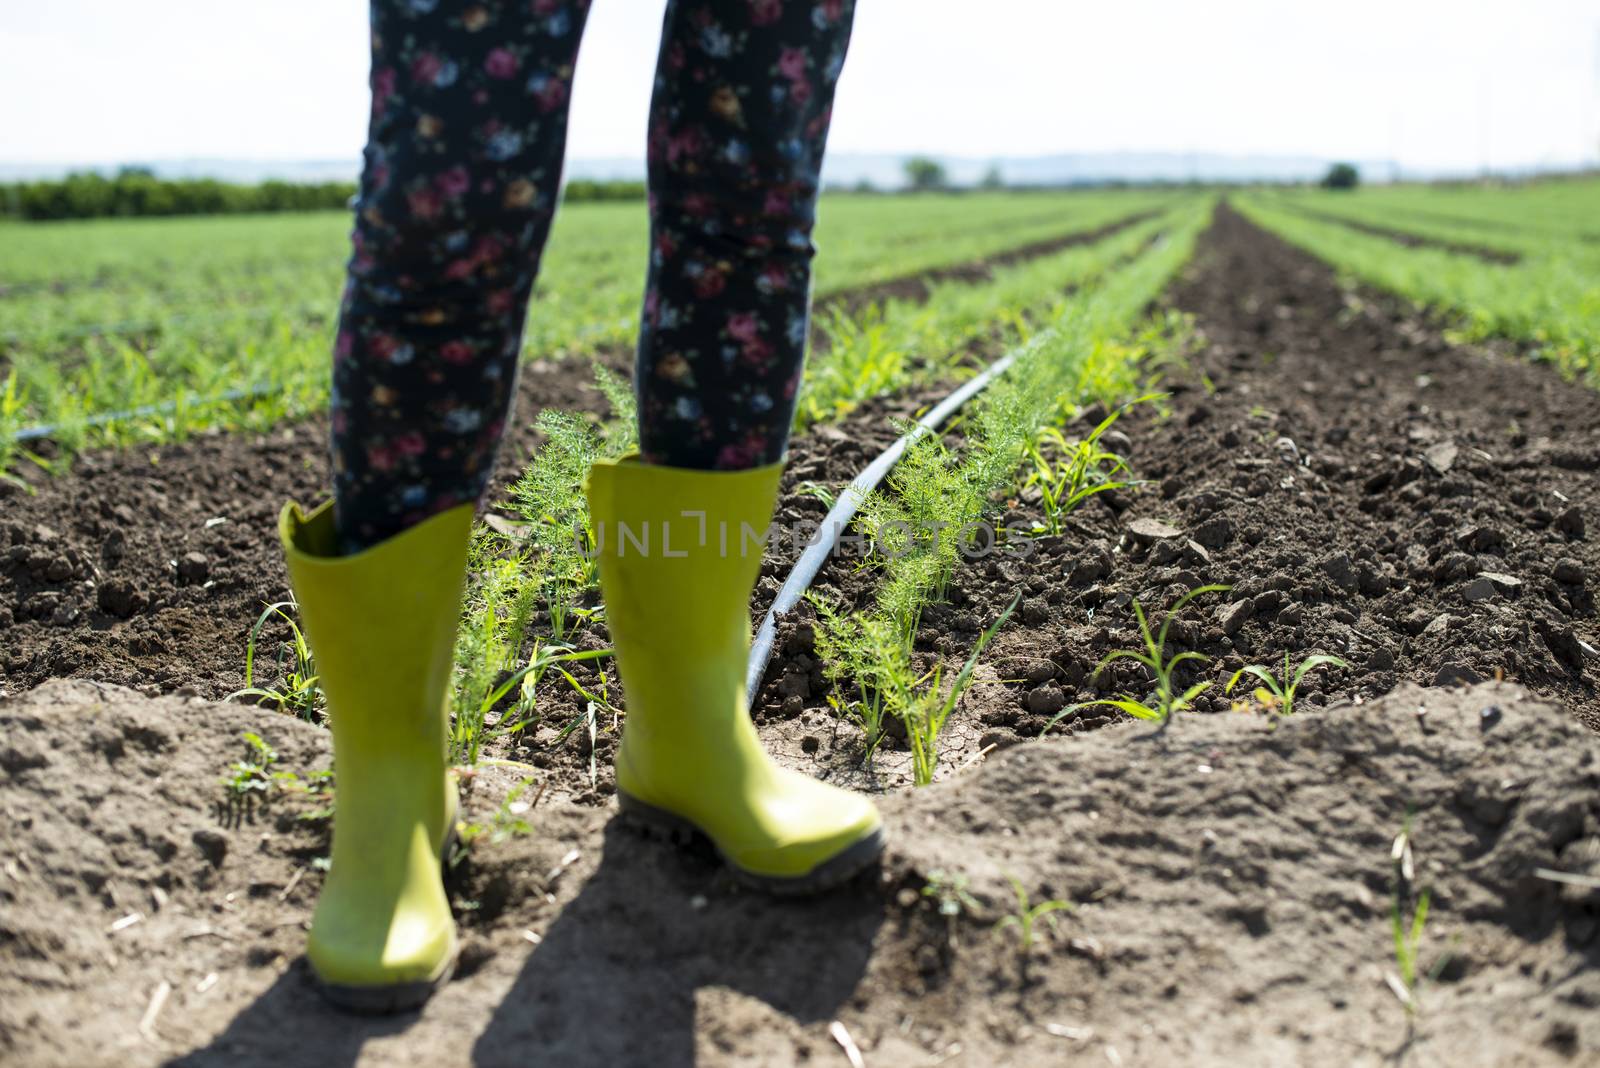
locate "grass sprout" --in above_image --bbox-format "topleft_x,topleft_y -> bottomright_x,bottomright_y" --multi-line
228,601 -> 323,722
1023,394 -> 1157,534
1386,813 -> 1453,1017
1226,652 -> 1348,715
1048,584 -> 1228,732
994,872 -> 1074,953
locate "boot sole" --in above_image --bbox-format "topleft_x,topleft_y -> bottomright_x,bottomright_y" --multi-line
617,791 -> 885,896
311,816 -> 462,1014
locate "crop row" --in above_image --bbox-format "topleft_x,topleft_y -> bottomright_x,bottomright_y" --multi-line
0,192 -> 1180,477
1238,189 -> 1600,385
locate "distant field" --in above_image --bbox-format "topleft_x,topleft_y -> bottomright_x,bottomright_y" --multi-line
0,189 -> 1175,455
1240,178 -> 1600,383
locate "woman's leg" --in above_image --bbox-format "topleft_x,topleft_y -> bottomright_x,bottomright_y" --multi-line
587,0 -> 882,895
636,0 -> 857,469
332,0 -> 594,551
288,0 -> 596,1011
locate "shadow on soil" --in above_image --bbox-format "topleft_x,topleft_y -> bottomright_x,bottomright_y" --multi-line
170,821 -> 885,1067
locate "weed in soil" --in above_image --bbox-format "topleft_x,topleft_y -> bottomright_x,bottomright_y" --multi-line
1053,584 -> 1228,732
1225,652 -> 1348,716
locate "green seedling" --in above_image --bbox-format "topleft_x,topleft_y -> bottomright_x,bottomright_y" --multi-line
220,730 -> 332,808
453,633 -> 612,768
1048,585 -> 1228,733
812,596 -> 900,755
1023,395 -> 1156,535
994,872 -> 1074,953
456,776 -> 544,854
229,601 -> 323,722
902,594 -> 1019,786
221,731 -> 280,796
1387,813 -> 1453,1018
922,869 -> 982,951
923,869 -> 982,918
1226,652 -> 1347,716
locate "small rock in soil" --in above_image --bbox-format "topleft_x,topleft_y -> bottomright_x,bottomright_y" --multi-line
1479,572 -> 1523,597
1027,684 -> 1067,715
1127,518 -> 1181,543
1536,620 -> 1589,672
1193,516 -> 1234,549
1462,577 -> 1500,602
1553,559 -> 1586,585
192,828 -> 228,867
1423,614 -> 1455,638
1217,600 -> 1252,636
1555,507 -> 1586,539
1321,553 -> 1357,590
1401,606 -> 1434,635
1455,524 -> 1505,552
1435,551 -> 1479,582
177,551 -> 210,584
96,578 -> 146,619
1434,663 -> 1484,688
1424,441 -> 1459,474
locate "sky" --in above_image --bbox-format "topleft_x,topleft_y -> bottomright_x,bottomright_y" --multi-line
2,0 -> 1598,174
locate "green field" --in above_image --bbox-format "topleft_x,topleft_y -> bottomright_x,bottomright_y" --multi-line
0,190 -> 1177,462
1239,178 -> 1600,383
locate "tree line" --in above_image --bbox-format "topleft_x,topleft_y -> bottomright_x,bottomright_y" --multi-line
0,169 -> 647,222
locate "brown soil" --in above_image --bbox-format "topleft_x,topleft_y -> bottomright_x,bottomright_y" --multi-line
4,677 -> 1598,1066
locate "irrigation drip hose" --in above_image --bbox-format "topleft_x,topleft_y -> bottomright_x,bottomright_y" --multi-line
9,382 -> 283,443
744,331 -> 1050,703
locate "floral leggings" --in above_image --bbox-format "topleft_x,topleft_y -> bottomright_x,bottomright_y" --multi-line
330,0 -> 856,550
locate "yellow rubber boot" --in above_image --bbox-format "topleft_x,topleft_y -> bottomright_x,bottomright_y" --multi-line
279,500 -> 471,1012
586,456 -> 883,893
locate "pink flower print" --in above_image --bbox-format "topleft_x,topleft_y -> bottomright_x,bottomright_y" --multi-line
764,189 -> 791,215
535,76 -> 568,113
715,440 -> 761,469
790,77 -> 812,105
367,443 -> 397,472
727,311 -> 760,343
682,192 -> 713,217
411,53 -> 443,84
643,288 -> 660,323
395,432 -> 427,458
666,129 -> 705,165
749,0 -> 782,25
762,264 -> 789,292
485,48 -> 519,79
367,333 -> 399,360
533,0 -> 560,13
373,68 -> 397,116
822,0 -> 844,19
444,258 -> 477,281
440,341 -> 475,364
777,47 -> 807,81
335,331 -> 353,362
436,166 -> 471,198
782,369 -> 802,399
741,336 -> 774,366
406,187 -> 442,219
655,231 -> 677,258
486,288 -> 514,316
471,234 -> 504,264
693,269 -> 727,300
